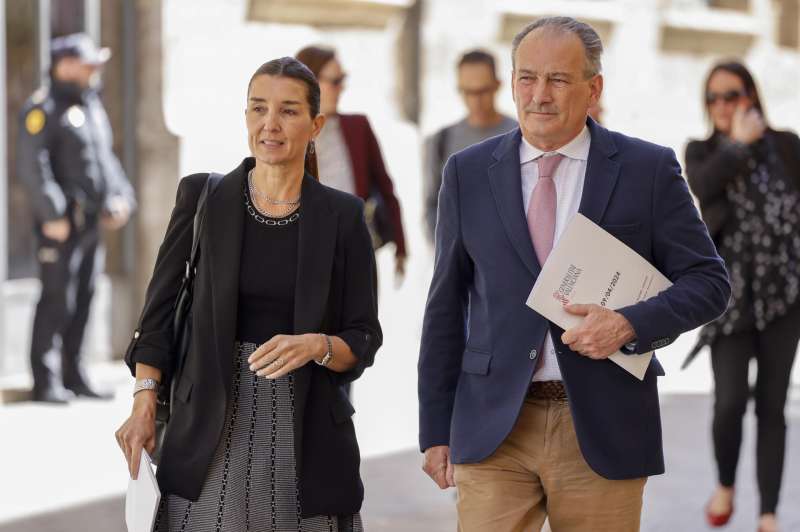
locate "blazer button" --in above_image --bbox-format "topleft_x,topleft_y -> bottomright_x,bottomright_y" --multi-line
133,330 -> 140,339
529,348 -> 537,359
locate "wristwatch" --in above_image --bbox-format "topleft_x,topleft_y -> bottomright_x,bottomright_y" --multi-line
316,334 -> 333,367
133,378 -> 159,396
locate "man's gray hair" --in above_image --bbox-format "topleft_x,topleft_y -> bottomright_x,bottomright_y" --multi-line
511,16 -> 603,78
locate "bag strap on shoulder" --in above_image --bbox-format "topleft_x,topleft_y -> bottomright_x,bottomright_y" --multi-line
187,172 -> 223,271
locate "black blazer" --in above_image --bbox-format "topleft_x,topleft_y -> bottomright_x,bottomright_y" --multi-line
685,129 -> 800,241
124,158 -> 382,518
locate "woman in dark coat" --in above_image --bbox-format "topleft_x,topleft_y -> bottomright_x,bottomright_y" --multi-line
115,57 -> 381,531
685,61 -> 800,532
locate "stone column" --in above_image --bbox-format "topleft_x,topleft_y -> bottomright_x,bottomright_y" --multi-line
131,0 -> 180,333
37,0 -> 49,84
0,0 -> 7,373
100,0 -> 180,358
396,0 -> 422,125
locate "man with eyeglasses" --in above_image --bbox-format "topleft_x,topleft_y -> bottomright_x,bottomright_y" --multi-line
423,50 -> 516,244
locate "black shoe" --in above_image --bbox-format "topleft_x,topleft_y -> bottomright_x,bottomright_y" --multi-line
31,387 -> 71,404
65,384 -> 115,400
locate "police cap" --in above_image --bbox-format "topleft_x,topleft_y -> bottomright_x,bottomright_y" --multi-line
50,33 -> 111,66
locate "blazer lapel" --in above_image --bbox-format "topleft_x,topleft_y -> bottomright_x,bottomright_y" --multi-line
579,119 -> 620,224
293,175 -> 337,335
206,161 -> 246,396
489,128 -> 541,277
291,175 -> 337,413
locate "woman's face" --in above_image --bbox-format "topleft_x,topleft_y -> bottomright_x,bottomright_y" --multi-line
318,59 -> 346,115
246,74 -> 324,168
706,70 -> 753,135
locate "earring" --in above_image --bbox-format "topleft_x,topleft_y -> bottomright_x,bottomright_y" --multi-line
309,140 -> 316,155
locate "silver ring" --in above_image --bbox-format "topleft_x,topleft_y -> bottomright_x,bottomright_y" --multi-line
273,358 -> 284,367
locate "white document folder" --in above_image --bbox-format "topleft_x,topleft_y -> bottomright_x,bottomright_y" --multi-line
526,213 -> 672,380
125,450 -> 161,532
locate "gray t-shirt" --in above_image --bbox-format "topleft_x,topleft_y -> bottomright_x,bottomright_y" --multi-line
423,115 -> 518,242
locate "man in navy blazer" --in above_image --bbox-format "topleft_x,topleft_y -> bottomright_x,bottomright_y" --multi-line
418,17 -> 731,532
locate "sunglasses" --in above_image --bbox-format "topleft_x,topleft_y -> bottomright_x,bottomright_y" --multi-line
706,89 -> 745,105
320,74 -> 347,87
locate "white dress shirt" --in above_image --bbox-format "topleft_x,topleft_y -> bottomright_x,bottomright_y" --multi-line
316,116 -> 356,195
519,125 -> 591,382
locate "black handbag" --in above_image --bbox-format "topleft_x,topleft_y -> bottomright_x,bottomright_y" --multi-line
151,172 -> 222,464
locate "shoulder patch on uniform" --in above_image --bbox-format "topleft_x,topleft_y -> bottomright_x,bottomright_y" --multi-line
25,108 -> 46,135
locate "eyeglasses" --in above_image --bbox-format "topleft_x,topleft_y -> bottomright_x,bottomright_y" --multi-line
320,74 -> 347,87
705,89 -> 744,105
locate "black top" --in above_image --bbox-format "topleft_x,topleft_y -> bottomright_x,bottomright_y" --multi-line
236,184 -> 300,343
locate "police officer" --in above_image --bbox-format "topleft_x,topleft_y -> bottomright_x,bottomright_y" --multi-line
17,33 -> 136,403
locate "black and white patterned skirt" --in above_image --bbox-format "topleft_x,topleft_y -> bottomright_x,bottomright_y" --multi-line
154,342 -> 364,532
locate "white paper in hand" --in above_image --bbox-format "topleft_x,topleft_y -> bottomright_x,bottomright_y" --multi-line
526,213 -> 672,380
125,449 -> 161,532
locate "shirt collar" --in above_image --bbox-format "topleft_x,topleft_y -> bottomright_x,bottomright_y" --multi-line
519,125 -> 591,165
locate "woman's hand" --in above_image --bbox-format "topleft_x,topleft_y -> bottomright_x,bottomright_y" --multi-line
731,105 -> 765,145
41,217 -> 70,242
115,391 -> 157,479
394,255 -> 406,288
248,334 -> 325,380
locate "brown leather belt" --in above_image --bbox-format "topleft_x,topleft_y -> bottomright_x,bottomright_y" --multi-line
528,380 -> 568,401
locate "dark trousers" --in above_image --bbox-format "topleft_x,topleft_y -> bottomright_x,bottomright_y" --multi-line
30,223 -> 103,392
711,305 -> 800,515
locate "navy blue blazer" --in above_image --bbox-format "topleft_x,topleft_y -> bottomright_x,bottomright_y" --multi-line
418,119 -> 730,480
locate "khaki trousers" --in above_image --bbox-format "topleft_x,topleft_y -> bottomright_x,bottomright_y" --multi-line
454,398 -> 646,532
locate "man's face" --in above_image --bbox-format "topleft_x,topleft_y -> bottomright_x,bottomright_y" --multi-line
512,28 -> 602,150
457,63 -> 499,122
54,57 -> 101,88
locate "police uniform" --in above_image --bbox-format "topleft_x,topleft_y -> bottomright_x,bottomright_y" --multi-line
17,34 -> 136,402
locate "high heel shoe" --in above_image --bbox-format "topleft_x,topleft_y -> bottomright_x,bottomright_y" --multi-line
705,500 -> 734,527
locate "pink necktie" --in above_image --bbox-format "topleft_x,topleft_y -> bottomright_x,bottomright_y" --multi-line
527,154 -> 564,265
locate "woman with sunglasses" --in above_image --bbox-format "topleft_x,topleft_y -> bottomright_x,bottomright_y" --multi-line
296,45 -> 407,284
685,61 -> 800,532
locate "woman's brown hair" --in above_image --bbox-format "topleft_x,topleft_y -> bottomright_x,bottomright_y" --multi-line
295,45 -> 336,79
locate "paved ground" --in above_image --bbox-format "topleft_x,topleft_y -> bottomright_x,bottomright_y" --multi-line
1,363 -> 798,532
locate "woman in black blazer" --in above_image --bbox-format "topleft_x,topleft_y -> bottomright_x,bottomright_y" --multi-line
685,61 -> 800,532
115,57 -> 381,531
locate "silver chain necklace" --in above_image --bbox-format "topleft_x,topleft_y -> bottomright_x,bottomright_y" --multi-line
247,169 -> 301,205
243,183 -> 301,226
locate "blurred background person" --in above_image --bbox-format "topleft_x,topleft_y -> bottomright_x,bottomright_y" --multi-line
422,49 -> 516,244
684,61 -> 800,532
16,33 -> 135,404
296,45 -> 407,284
116,56 -> 380,531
